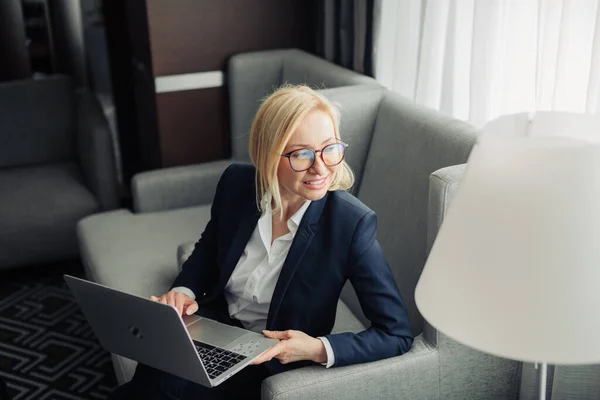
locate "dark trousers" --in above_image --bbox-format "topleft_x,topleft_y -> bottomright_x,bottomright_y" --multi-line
108,297 -> 272,400
109,362 -> 271,400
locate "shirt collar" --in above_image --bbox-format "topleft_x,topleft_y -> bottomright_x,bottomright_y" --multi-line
287,200 -> 311,233
261,195 -> 311,234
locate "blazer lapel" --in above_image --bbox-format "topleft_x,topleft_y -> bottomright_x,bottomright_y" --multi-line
219,204 -> 261,289
266,194 -> 328,329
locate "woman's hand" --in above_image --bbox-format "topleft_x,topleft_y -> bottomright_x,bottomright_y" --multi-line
252,330 -> 327,365
149,291 -> 199,316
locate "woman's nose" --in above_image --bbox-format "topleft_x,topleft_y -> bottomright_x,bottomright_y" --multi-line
310,154 -> 327,175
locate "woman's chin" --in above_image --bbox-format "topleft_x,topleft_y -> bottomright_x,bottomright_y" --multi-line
300,185 -> 330,201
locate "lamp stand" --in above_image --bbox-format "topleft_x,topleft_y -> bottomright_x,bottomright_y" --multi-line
536,362 -> 547,400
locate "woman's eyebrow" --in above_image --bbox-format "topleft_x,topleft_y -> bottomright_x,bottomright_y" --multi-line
287,137 -> 336,149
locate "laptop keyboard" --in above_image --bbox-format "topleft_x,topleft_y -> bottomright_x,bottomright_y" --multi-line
194,342 -> 247,380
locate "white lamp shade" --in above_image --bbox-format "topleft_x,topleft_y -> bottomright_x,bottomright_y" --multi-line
415,114 -> 600,365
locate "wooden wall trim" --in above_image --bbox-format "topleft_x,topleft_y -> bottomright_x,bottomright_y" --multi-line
155,71 -> 223,93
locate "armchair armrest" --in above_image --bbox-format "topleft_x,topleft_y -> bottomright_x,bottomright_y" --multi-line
76,88 -> 119,210
131,159 -> 232,213
261,335 -> 440,400
427,164 -> 467,253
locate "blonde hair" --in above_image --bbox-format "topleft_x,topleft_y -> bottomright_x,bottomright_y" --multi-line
248,84 -> 355,218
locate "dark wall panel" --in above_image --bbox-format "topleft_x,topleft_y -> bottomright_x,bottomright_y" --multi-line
156,88 -> 229,167
106,0 -> 315,173
146,0 -> 315,75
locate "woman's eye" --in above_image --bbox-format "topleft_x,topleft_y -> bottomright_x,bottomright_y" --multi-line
293,150 -> 313,159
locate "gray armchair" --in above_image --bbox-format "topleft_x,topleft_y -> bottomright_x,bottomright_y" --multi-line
0,75 -> 118,270
77,48 -> 381,382
259,92 -> 521,400
77,49 -> 521,398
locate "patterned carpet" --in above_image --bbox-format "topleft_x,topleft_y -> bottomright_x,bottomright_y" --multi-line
0,262 -> 117,399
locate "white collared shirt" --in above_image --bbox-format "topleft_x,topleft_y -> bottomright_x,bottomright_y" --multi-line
173,200 -> 336,367
223,199 -> 310,330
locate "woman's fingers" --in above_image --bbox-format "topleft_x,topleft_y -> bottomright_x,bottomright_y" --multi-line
184,300 -> 198,315
171,293 -> 185,315
149,292 -> 196,316
263,330 -> 293,340
252,341 -> 286,365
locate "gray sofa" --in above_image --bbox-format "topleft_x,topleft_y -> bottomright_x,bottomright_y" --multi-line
0,76 -> 118,270
77,50 -> 521,399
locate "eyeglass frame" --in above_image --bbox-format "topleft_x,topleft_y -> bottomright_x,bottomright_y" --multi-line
280,142 -> 349,172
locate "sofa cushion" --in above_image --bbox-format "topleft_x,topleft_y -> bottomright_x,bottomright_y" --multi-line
77,205 -> 212,297
0,162 -> 98,269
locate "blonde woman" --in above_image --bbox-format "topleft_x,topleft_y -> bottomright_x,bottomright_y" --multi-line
110,85 -> 413,399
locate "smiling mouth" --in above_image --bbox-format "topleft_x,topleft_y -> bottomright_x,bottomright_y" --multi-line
303,177 -> 328,186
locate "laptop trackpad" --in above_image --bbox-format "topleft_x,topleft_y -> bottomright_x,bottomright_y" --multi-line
187,318 -> 245,348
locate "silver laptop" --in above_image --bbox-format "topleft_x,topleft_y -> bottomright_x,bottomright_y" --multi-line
64,275 -> 278,387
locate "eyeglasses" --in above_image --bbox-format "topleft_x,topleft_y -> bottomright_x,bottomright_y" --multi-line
281,142 -> 348,172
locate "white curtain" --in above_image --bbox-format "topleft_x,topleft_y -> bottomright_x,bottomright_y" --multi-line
373,1 -> 600,398
373,0 -> 600,127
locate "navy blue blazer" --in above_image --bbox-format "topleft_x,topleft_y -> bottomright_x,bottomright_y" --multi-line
172,163 -> 413,373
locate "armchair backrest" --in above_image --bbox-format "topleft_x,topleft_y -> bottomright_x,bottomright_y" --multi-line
318,86 -> 385,194
348,92 -> 478,338
280,49 -> 376,89
0,76 -> 75,168
227,49 -> 378,162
